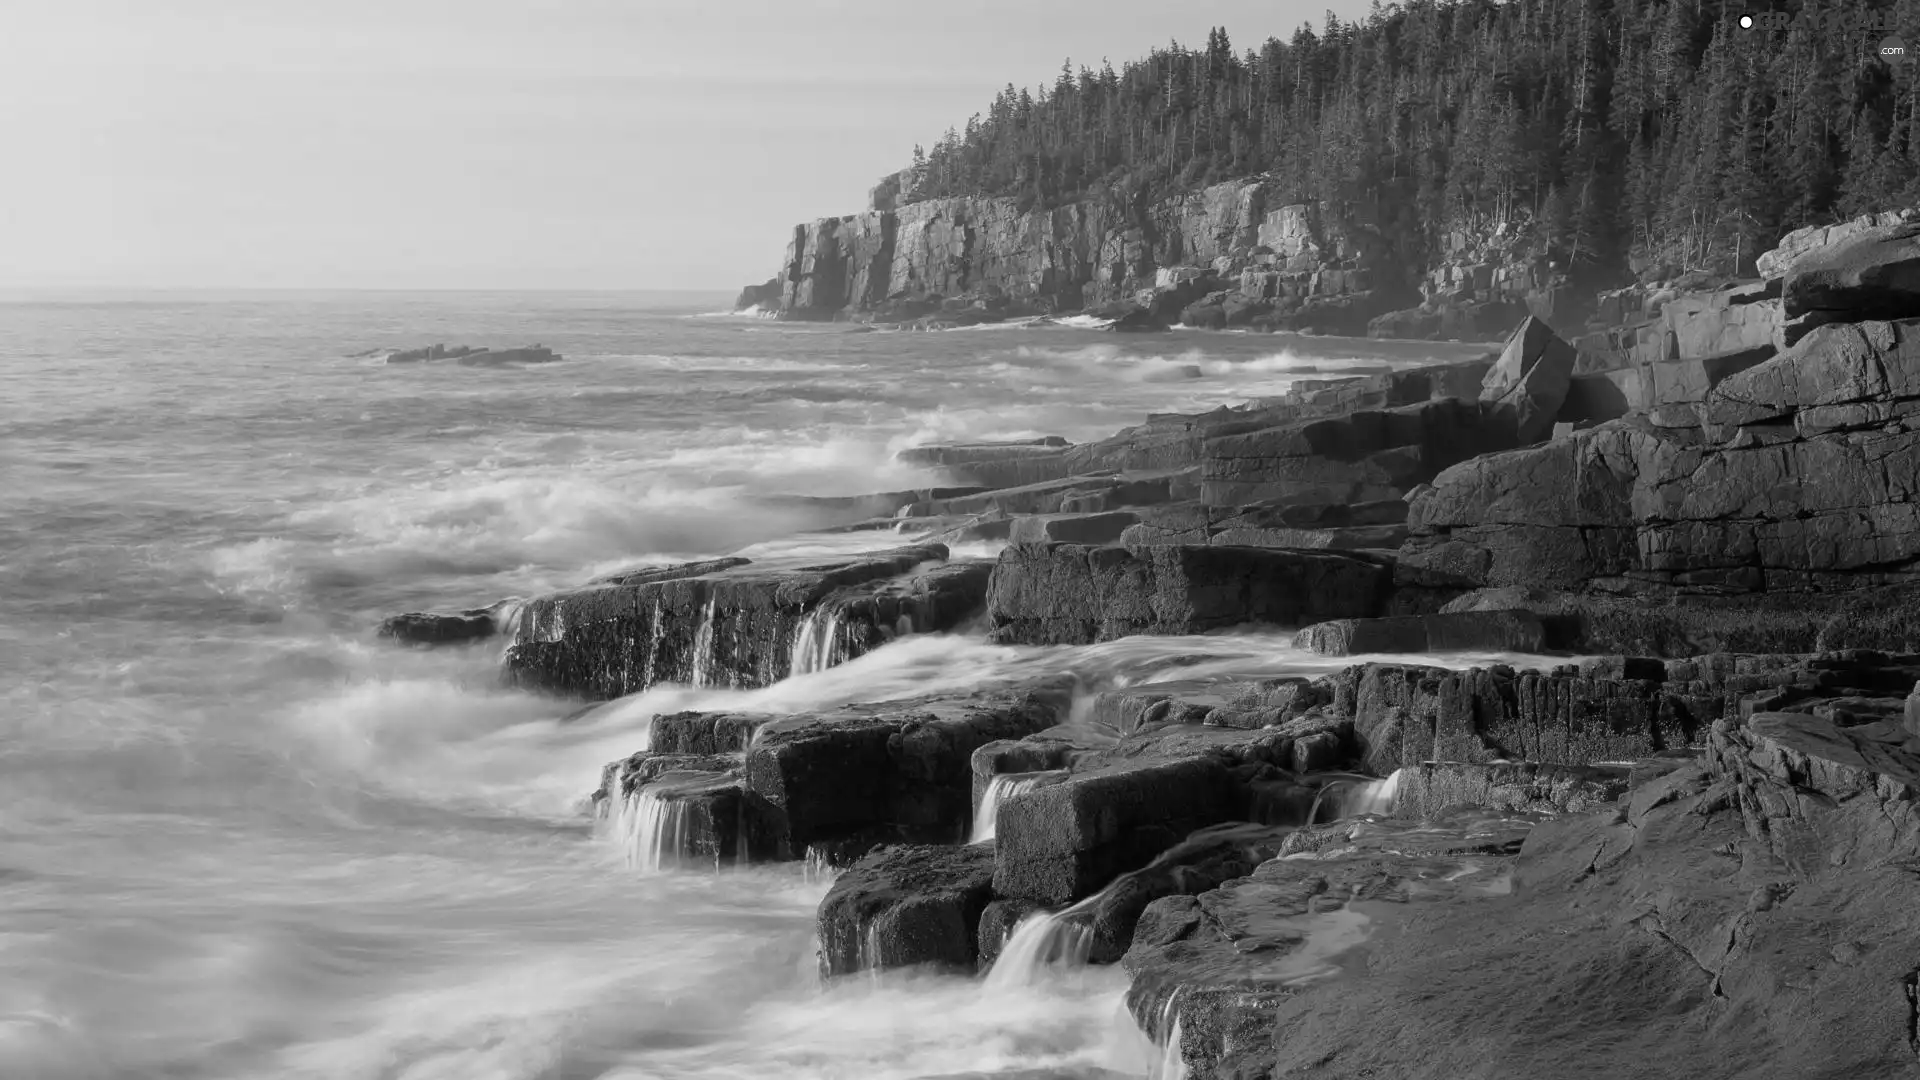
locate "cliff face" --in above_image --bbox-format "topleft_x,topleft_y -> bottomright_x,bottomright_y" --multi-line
758,176 -> 1561,336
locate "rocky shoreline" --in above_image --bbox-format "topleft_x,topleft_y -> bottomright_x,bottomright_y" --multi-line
389,211 -> 1920,1078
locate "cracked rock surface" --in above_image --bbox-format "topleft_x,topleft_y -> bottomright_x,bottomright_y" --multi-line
1124,708 -> 1920,1079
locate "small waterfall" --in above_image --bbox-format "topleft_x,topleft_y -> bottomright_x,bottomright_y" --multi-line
490,599 -> 527,639
640,598 -> 665,687
1306,768 -> 1404,824
802,845 -> 838,885
787,604 -> 844,678
970,771 -> 1063,845
982,898 -> 1099,989
1150,1016 -> 1189,1080
863,921 -> 885,981
612,788 -> 687,872
1344,768 -> 1403,817
689,598 -> 718,687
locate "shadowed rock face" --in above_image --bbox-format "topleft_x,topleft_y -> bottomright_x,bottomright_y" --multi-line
816,844 -> 997,977
745,682 -> 1069,855
984,542 -> 1394,646
376,605 -> 505,646
1198,398 -> 1512,506
1403,316 -> 1920,604
502,545 -> 990,698
592,679 -> 1073,869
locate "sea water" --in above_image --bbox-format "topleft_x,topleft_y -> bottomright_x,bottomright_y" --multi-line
0,290 -> 1502,1079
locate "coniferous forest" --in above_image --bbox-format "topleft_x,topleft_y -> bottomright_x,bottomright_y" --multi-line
906,0 -> 1920,287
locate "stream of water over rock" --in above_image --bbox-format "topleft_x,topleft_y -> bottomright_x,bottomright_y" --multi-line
2,291 -> 1511,1079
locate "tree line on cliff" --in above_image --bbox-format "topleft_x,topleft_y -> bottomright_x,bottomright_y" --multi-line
907,0 -> 1918,285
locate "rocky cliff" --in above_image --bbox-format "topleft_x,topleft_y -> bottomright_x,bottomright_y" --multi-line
753,176 -> 1566,336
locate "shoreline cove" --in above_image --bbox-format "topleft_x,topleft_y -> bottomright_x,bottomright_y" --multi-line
16,207 -> 1920,1078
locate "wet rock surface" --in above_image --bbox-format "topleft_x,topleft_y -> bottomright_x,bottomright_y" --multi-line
744,679 -> 1071,856
817,843 -> 998,977
376,601 -> 513,646
504,545 -> 989,698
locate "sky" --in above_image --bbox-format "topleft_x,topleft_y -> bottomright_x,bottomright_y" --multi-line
0,0 -> 1365,291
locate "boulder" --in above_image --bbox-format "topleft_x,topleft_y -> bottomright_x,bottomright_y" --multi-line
376,602 -> 510,645
992,754 -> 1241,904
1781,220 -> 1920,324
451,345 -> 562,366
984,542 -> 1393,645
734,277 -> 782,312
816,844 -> 997,976
1109,308 -> 1172,333
743,680 -> 1068,856
1758,208 -> 1920,279
1479,315 -> 1577,443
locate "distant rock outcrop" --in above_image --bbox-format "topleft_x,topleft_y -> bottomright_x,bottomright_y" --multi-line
385,343 -> 561,365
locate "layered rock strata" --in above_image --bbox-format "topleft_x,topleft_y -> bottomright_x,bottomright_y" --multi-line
503,545 -> 988,697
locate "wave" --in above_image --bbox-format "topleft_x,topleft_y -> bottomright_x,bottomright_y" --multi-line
688,305 -> 780,319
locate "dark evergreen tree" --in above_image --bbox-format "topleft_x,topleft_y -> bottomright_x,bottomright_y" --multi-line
902,0 -> 1917,282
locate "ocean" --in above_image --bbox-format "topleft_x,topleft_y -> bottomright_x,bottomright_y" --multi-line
0,291 -> 1498,1080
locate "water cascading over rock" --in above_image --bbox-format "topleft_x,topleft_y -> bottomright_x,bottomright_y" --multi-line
981,899 -> 1099,989
969,770 -> 1067,844
503,544 -> 992,698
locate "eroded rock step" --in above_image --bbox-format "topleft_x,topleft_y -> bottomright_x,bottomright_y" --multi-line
502,543 -> 990,697
592,678 -> 1073,867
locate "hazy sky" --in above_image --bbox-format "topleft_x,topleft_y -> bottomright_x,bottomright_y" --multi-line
2,1 -> 1362,291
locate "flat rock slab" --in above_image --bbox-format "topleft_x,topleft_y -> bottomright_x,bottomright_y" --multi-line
895,439 -> 1076,489
985,542 -> 1393,645
1122,810 -> 1532,1079
993,753 -> 1244,904
1007,511 -> 1141,546
1291,610 -> 1548,655
647,711 -> 777,755
503,545 -> 988,697
1782,220 -> 1920,322
902,473 -> 1187,519
1199,398 -> 1511,506
817,843 -> 997,977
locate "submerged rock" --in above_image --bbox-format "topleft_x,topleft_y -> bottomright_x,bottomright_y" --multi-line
384,343 -> 561,365
376,599 -> 517,646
